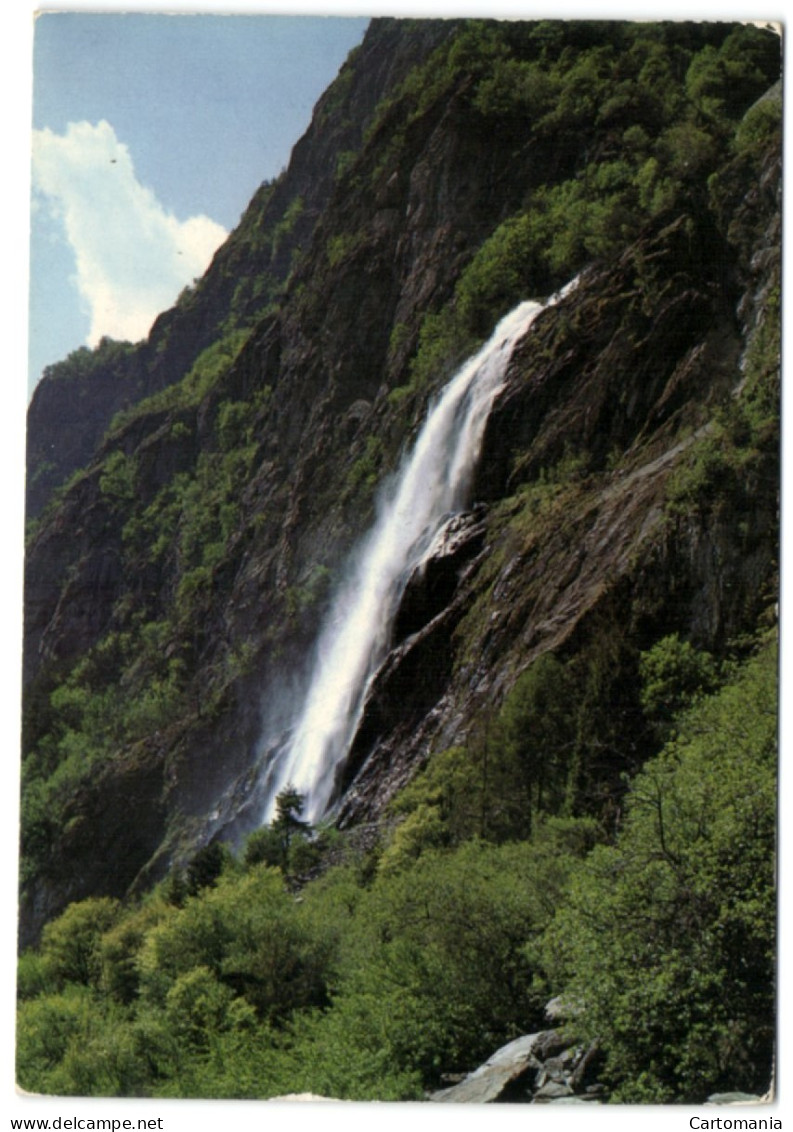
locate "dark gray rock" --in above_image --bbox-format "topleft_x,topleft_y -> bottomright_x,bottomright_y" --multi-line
428,1028 -> 612,1105
570,1040 -> 603,1091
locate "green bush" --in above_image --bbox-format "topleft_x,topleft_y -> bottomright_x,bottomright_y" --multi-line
137,866 -> 334,1025
99,450 -> 137,507
164,966 -> 251,1051
639,633 -> 720,734
455,214 -> 544,336
17,986 -> 99,1093
40,897 -> 121,989
99,898 -> 172,1005
16,950 -> 55,1001
735,94 -> 781,155
243,825 -> 285,870
42,1003 -> 151,1097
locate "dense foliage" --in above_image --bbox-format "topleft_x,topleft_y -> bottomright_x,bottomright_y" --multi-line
544,642 -> 777,1102
383,19 -> 779,400
39,339 -> 138,389
17,637 -> 776,1099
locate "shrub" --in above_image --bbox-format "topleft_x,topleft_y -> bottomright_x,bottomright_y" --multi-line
639,633 -> 720,734
40,897 -> 121,989
100,899 -> 171,1004
99,450 -> 137,507
17,986 -> 98,1093
734,94 -> 781,155
137,866 -> 334,1025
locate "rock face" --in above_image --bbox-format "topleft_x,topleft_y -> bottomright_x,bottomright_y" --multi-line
20,19 -> 781,944
336,204 -> 780,824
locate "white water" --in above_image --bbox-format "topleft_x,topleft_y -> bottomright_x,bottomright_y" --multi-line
259,290 -> 570,824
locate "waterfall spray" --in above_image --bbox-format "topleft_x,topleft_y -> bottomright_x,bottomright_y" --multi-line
258,285 -> 575,824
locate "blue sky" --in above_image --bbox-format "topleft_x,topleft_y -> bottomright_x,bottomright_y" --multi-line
29,12 -> 369,392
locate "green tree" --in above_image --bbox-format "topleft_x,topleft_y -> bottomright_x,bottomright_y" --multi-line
242,788 -> 317,874
542,641 -> 777,1102
639,633 -> 720,736
17,986 -> 98,1093
308,832 -> 595,1091
243,824 -> 286,870
137,866 -> 333,1025
184,841 -> 229,897
500,653 -> 577,832
99,897 -> 172,1004
40,897 -> 121,989
164,965 -> 254,1051
272,785 -> 311,863
99,450 -> 137,507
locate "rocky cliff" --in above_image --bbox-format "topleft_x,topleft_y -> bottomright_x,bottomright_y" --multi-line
21,17 -> 781,949
25,19 -> 454,519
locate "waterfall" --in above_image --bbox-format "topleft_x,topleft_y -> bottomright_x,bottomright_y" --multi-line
258,287 -> 572,824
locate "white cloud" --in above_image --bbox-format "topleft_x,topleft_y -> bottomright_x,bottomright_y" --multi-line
31,120 -> 228,346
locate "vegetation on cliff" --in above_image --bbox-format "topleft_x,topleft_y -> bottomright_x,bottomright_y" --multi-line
17,636 -> 776,1100
19,17 -> 780,1102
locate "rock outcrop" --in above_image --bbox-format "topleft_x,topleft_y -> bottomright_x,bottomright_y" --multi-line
430,1029 -> 607,1104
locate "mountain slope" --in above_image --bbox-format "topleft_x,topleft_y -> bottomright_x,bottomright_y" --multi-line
21,16 -> 780,955
25,18 -> 455,520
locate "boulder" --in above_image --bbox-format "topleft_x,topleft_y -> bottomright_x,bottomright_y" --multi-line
533,1080 -> 575,1102
429,1032 -> 558,1103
